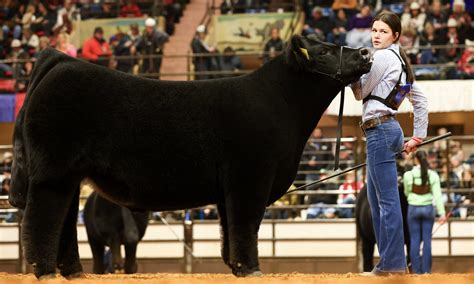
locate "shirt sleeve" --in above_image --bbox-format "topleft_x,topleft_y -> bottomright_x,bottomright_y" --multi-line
430,170 -> 445,216
403,171 -> 413,197
409,82 -> 428,138
357,50 -> 397,99
350,81 -> 362,101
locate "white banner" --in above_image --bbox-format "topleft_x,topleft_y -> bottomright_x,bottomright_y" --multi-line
326,80 -> 474,116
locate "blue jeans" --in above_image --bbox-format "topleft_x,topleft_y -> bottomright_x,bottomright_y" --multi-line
408,205 -> 435,274
365,119 -> 406,272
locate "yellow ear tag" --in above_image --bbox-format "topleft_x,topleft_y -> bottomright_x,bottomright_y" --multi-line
299,48 -> 310,60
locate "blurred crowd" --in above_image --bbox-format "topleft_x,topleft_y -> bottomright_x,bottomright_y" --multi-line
0,0 -> 186,90
192,0 -> 474,80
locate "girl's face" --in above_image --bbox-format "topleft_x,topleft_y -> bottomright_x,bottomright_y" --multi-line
371,20 -> 398,49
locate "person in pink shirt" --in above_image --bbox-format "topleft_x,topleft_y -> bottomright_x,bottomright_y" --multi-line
55,32 -> 77,58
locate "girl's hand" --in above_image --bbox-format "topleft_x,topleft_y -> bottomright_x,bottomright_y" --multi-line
404,137 -> 422,153
438,215 -> 447,225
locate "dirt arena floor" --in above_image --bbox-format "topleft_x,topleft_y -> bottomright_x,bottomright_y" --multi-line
0,272 -> 473,284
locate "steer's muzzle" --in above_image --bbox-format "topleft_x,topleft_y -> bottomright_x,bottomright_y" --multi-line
359,48 -> 373,63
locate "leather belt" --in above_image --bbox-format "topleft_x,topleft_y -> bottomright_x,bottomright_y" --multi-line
360,115 -> 395,131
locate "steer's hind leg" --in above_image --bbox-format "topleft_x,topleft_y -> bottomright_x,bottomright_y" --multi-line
22,179 -> 78,279
217,204 -> 230,268
124,243 -> 138,274
57,186 -> 83,278
223,162 -> 275,277
109,237 -> 123,273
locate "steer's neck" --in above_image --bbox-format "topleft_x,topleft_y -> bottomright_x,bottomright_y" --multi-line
256,56 -> 343,138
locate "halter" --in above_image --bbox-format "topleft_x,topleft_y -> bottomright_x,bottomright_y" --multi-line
314,46 -> 346,170
311,46 -> 345,83
298,45 -> 347,170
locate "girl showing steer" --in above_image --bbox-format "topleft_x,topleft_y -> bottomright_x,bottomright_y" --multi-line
9,35 -> 371,279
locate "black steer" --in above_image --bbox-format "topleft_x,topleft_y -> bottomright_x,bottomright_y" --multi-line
9,35 -> 371,279
355,185 -> 411,272
83,191 -> 148,274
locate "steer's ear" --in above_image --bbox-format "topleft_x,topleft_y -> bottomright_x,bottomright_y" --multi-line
290,35 -> 311,63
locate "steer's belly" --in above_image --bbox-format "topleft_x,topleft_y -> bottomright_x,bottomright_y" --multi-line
85,174 -> 220,212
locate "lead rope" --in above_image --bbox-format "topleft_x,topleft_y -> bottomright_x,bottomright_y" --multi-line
334,46 -> 345,171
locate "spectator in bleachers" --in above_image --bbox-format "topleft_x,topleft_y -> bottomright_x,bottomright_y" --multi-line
191,24 -> 216,80
135,17 -> 169,78
345,5 -> 373,48
30,2 -> 57,37
303,6 -> 333,41
338,140 -> 354,170
305,169 -> 338,219
37,36 -> 50,55
440,163 -> 461,188
218,46 -> 243,77
120,0 -> 143,18
401,2 -> 427,35
110,28 -> 134,73
425,0 -> 448,38
21,28 -> 39,56
163,0 -> 182,35
1,152 -> 12,216
20,4 -> 36,31
1,1 -> 22,41
332,9 -> 348,46
97,1 -> 116,19
220,0 -> 235,14
127,23 -> 141,73
55,31 -> 76,58
128,23 -> 142,43
82,26 -> 112,67
337,171 -> 363,218
439,18 -> 462,78
301,127 -> 334,183
8,39 -> 31,91
450,0 -> 474,43
331,0 -> 358,18
52,0 -> 80,35
419,22 -> 443,64
263,27 -> 285,64
457,39 -> 474,78
400,28 -> 420,64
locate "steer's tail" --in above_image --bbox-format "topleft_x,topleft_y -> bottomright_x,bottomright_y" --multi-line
9,98 -> 29,209
9,48 -> 69,209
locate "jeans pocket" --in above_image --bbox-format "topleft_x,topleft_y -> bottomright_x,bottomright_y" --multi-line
383,122 -> 403,153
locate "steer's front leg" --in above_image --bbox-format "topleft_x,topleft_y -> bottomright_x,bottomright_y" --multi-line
57,188 -> 83,278
222,161 -> 274,277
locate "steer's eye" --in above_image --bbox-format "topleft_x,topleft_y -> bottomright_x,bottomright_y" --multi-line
320,50 -> 328,55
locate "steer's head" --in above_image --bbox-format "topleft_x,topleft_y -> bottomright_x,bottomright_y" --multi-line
287,34 -> 372,85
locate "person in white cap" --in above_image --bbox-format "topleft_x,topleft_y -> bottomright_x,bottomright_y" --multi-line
135,17 -> 169,79
439,17 -> 461,78
401,1 -> 426,34
451,0 -> 473,41
191,24 -> 217,80
424,1 -> 448,36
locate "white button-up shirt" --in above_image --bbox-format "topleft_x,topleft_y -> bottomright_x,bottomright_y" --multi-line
351,43 -> 428,138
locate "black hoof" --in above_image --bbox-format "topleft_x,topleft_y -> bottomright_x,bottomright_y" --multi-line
231,263 -> 262,277
247,270 -> 263,277
64,271 -> 84,279
38,273 -> 56,280
59,262 -> 83,278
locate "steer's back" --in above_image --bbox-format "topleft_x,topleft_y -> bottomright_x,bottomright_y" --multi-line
23,49 -> 235,209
